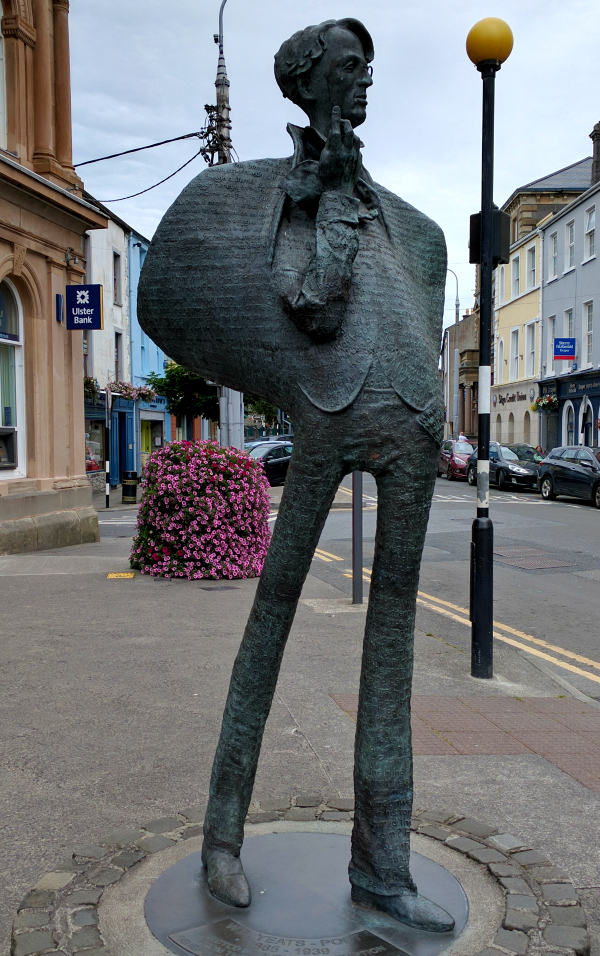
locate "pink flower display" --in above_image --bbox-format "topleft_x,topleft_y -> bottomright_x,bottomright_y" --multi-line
130,439 -> 271,580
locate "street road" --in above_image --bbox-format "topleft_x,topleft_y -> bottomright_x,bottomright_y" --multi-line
310,475 -> 600,701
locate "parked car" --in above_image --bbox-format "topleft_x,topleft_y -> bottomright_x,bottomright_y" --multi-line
438,439 -> 476,480
538,446 -> 600,508
248,441 -> 293,486
244,435 -> 294,450
466,442 -> 543,490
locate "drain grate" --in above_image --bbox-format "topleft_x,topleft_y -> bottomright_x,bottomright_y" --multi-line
493,546 -> 575,570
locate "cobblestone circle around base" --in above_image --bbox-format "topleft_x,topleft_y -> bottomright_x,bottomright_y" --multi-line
11,798 -> 590,956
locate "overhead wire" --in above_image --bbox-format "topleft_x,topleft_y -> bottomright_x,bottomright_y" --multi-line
74,132 -> 203,167
97,147 -> 204,203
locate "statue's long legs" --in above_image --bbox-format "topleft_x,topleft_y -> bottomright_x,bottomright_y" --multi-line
203,446 -> 344,903
348,443 -> 454,931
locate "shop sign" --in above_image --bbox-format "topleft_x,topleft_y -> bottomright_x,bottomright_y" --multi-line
554,337 -> 576,360
566,378 -> 600,398
66,285 -> 103,330
497,391 -> 527,405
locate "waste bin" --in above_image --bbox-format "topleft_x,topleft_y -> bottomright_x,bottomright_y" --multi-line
122,471 -> 138,504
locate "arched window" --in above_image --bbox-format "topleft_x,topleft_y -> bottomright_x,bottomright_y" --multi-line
523,410 -> 530,445
566,404 -> 574,445
0,279 -> 26,476
498,339 -> 504,384
496,413 -> 502,443
582,401 -> 593,447
508,412 -> 515,443
0,33 -> 7,151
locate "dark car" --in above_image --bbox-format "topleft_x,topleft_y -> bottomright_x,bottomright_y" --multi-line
466,442 -> 543,490
248,441 -> 293,486
538,446 -> 600,508
244,435 -> 294,450
438,439 -> 476,480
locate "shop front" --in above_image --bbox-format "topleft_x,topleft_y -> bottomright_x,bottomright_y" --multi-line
84,393 -> 107,494
540,372 -> 600,450
110,397 -> 135,486
138,396 -> 170,474
490,381 -> 539,447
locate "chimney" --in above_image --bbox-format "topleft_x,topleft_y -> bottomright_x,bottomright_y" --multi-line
591,122 -> 600,184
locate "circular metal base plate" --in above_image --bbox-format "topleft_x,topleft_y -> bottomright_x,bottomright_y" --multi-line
145,833 -> 468,956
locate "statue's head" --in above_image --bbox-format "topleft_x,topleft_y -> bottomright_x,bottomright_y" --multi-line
275,19 -> 374,133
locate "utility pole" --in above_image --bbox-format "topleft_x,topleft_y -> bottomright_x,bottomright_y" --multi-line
214,0 -> 243,449
447,269 -> 460,439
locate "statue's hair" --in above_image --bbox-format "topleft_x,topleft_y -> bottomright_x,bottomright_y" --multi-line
274,19 -> 374,107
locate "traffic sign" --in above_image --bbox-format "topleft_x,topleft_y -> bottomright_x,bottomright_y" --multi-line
554,337 -> 576,360
66,285 -> 103,330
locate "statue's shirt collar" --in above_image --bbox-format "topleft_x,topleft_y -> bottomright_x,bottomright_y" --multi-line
281,123 -> 380,220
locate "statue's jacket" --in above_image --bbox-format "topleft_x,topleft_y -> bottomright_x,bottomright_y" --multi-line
138,125 -> 447,423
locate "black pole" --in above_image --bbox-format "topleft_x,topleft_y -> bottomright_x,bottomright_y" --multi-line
471,60 -> 500,679
352,471 -> 363,605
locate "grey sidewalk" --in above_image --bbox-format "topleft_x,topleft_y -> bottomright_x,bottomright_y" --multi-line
0,532 -> 599,953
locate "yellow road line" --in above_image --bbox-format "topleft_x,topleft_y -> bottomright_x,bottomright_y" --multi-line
343,572 -> 371,583
107,572 -> 135,579
416,597 -> 600,686
418,589 -> 600,672
315,547 -> 344,561
313,552 -> 333,563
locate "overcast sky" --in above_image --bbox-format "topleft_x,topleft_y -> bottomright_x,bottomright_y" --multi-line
70,0 -> 600,327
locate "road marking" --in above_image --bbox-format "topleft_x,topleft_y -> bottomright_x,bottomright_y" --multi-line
315,547 -> 344,561
107,572 -> 135,579
311,544 -> 600,684
314,551 -> 333,563
418,590 -> 600,672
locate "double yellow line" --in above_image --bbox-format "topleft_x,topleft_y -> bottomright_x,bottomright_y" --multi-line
312,548 -> 600,687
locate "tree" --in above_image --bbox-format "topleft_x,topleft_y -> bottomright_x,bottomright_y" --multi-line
145,362 -> 219,421
244,395 -> 279,426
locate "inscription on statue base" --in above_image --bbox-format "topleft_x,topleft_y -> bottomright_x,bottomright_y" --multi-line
171,920 -> 408,956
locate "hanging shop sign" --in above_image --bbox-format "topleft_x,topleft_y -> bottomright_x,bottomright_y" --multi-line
66,285 -> 103,331
554,337 -> 576,360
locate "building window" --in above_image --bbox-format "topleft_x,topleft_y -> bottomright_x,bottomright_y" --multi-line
496,413 -> 502,442
548,315 -> 555,373
85,420 -> 104,472
527,246 -> 536,289
566,404 -> 574,444
585,207 -> 595,259
526,323 -> 535,377
566,221 -> 575,269
499,266 -> 505,303
585,301 -> 593,365
113,252 -> 122,305
115,331 -> 122,381
564,308 -> 574,370
510,328 -> 519,380
0,279 -> 25,474
511,255 -> 520,298
498,338 -> 504,384
550,233 -> 558,278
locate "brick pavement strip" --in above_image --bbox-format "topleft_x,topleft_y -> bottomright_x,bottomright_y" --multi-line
333,695 -> 600,793
10,800 -> 590,956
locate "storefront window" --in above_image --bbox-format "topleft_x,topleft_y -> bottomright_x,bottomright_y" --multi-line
85,420 -> 105,472
0,280 -> 23,472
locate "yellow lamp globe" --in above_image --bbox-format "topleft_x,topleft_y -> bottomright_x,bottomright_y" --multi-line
466,18 -> 513,65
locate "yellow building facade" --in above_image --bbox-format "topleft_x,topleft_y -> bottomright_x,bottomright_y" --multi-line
492,229 -> 543,446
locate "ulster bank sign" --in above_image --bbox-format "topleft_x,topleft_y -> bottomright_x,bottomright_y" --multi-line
66,285 -> 103,330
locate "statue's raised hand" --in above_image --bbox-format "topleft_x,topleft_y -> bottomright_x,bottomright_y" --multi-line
319,106 -> 362,196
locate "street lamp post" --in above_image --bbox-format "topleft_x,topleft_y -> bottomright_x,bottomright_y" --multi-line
447,269 -> 460,439
466,18 -> 513,679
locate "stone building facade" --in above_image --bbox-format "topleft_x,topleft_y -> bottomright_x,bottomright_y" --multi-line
441,307 -> 479,441
0,0 -> 107,553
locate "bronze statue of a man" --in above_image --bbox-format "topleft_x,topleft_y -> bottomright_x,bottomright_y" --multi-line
139,18 -> 452,934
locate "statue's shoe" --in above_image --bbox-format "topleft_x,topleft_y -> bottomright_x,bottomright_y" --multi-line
201,843 -> 251,907
351,885 -> 454,933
